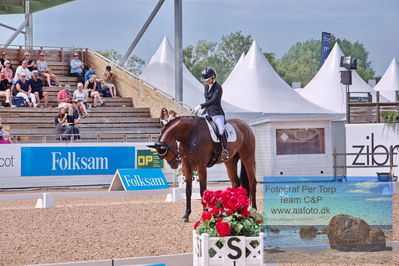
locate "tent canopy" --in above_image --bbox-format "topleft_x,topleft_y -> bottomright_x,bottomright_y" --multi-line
297,43 -> 380,113
140,36 -> 245,112
373,57 -> 399,102
222,40 -> 334,114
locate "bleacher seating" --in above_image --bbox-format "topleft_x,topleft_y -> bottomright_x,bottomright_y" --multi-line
0,47 -> 161,142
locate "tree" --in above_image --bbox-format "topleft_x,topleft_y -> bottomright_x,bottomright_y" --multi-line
183,31 -> 254,83
95,49 -> 145,76
277,37 -> 375,86
219,31 -> 253,69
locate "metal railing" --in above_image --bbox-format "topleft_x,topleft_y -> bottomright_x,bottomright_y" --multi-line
9,133 -> 159,143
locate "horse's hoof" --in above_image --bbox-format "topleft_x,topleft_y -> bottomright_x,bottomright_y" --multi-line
182,217 -> 189,223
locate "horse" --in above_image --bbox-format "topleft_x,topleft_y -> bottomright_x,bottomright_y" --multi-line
148,116 -> 257,222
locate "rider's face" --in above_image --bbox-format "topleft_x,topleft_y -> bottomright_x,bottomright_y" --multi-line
206,78 -> 214,85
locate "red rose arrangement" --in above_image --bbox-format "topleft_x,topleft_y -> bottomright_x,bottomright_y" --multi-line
194,187 -> 264,237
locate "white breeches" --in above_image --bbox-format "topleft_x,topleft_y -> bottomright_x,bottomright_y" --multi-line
211,115 -> 225,135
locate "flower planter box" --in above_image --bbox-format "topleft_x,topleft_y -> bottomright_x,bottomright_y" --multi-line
193,230 -> 264,266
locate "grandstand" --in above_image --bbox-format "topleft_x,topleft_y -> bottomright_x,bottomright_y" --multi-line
0,46 -> 191,143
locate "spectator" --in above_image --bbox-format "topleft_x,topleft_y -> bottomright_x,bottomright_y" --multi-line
0,52 -> 13,70
57,107 -> 80,141
21,52 -> 36,72
102,65 -> 117,98
15,73 -> 37,107
84,76 -> 105,108
30,71 -> 49,108
84,65 -> 97,83
168,110 -> 177,121
160,108 -> 169,128
70,52 -> 84,83
73,82 -> 89,118
0,61 -> 12,106
36,52 -> 61,87
13,60 -> 31,82
57,85 -> 73,112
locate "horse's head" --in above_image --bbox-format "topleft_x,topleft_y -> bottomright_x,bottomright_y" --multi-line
147,141 -> 181,169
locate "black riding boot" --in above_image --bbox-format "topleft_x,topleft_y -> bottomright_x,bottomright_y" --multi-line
220,131 -> 229,161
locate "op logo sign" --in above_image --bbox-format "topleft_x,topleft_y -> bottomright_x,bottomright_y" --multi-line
137,149 -> 164,169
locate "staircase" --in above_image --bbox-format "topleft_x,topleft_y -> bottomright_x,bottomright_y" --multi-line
0,47 -> 163,143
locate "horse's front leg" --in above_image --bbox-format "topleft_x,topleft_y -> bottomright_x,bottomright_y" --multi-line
197,166 -> 207,200
182,163 -> 192,222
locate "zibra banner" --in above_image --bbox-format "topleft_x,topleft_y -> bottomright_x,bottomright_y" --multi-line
21,146 -> 135,176
321,32 -> 331,66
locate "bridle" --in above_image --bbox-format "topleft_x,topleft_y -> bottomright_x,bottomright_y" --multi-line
149,141 -> 181,166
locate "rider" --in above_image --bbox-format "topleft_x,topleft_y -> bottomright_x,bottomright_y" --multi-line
194,67 -> 229,161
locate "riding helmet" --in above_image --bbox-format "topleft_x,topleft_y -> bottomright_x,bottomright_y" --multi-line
201,67 -> 217,81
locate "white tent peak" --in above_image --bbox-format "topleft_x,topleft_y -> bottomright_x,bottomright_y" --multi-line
373,57 -> 399,101
149,36 -> 174,66
140,37 -> 245,112
297,42 -> 380,113
222,40 -> 334,114
322,42 -> 344,71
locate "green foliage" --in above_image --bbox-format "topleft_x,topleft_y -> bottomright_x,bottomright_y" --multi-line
95,49 -> 145,76
381,111 -> 399,124
277,36 -> 375,87
277,40 -> 321,86
183,31 -> 253,84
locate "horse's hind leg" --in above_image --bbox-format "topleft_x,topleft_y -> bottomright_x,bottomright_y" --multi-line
224,155 -> 240,188
241,158 -> 257,210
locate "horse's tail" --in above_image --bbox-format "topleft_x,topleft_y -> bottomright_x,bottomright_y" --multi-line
240,161 -> 250,194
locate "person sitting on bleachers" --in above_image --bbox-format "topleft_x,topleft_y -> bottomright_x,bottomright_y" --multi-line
15,73 -> 37,107
57,107 -> 80,141
73,82 -> 89,118
1,52 -> 13,70
57,85 -> 73,112
160,107 -> 169,128
13,60 -> 31,82
84,76 -> 105,108
0,61 -> 12,106
101,65 -> 117,98
21,52 -> 36,72
30,71 -> 49,108
36,52 -> 61,87
84,65 -> 97,83
70,52 -> 84,83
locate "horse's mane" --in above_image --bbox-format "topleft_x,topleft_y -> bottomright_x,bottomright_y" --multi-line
160,116 -> 200,136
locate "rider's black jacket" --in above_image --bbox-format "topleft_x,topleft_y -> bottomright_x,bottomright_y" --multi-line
200,81 -> 225,117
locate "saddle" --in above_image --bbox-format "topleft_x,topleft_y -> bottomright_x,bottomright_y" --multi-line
204,116 -> 236,168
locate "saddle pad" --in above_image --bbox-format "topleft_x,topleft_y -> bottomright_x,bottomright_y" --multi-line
205,119 -> 237,143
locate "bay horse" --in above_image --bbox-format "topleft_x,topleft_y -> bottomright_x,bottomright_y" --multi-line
148,116 -> 257,222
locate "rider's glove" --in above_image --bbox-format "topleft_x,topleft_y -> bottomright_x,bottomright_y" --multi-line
193,105 -> 202,115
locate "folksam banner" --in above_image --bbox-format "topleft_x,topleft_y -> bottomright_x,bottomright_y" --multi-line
321,32 -> 331,66
21,146 -> 135,176
109,169 -> 169,191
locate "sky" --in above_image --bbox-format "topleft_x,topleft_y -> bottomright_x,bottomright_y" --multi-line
0,0 -> 398,76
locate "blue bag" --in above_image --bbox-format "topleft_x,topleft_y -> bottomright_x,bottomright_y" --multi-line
11,97 -> 26,107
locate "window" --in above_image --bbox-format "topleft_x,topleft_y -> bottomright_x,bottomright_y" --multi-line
276,128 -> 325,155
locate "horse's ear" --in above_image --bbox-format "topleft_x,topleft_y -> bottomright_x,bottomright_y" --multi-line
147,144 -> 156,149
